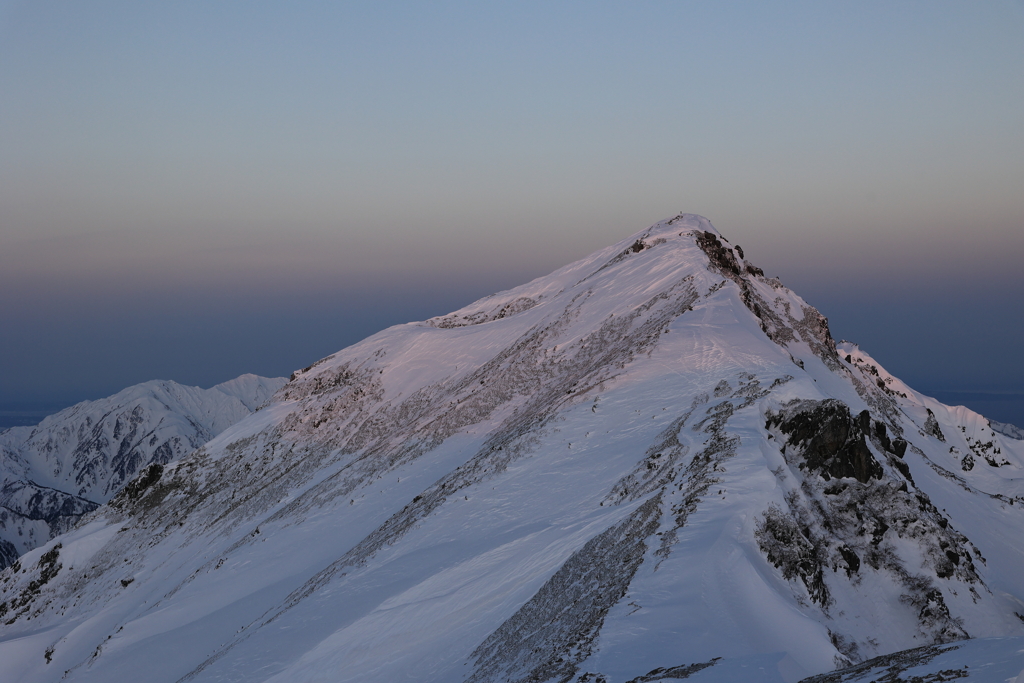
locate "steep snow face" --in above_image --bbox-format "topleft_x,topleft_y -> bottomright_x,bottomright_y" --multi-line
0,215 -> 1022,683
0,375 -> 286,564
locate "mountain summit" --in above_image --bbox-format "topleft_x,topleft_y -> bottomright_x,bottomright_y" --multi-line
1,215 -> 1022,683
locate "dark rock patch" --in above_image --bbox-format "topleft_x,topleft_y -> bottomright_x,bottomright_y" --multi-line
838,545 -> 861,575
756,503 -> 831,606
767,400 -> 883,484
0,539 -> 16,571
1,543 -> 61,624
109,463 -> 164,510
924,409 -> 945,442
623,658 -> 721,682
760,400 -> 977,648
429,296 -> 541,329
695,231 -> 741,277
799,642 -> 965,683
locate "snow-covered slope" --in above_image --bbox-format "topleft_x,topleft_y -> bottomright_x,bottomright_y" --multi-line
1,215 -> 1022,683
0,374 -> 286,564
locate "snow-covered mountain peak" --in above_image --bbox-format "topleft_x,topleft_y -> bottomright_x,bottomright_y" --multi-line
288,213 -> 823,400
0,374 -> 287,567
2,216 -> 1022,683
0,376 -> 287,500
212,373 -> 287,411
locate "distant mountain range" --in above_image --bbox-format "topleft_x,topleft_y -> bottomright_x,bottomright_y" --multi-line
0,374 -> 286,567
1,215 -> 1022,682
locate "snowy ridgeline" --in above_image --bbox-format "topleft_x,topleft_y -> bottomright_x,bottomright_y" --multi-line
0,374 -> 286,566
991,420 -> 1024,441
1,215 -> 1023,683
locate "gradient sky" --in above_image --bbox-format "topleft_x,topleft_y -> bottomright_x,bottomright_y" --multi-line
2,1 -> 1023,425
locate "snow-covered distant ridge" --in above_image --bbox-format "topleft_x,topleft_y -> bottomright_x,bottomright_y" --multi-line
0,373 -> 286,566
991,420 -> 1024,440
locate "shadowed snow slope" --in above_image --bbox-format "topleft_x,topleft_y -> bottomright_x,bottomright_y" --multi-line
1,215 -> 1022,683
0,375 -> 286,565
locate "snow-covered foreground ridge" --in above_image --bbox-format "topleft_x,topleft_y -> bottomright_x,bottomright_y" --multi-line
1,214 -> 1023,683
0,374 -> 286,568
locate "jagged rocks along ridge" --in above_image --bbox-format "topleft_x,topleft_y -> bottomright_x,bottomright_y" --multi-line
1,215 -> 1023,683
0,374 -> 286,567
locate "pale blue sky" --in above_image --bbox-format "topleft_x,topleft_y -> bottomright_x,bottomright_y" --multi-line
1,1 -> 1023,423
